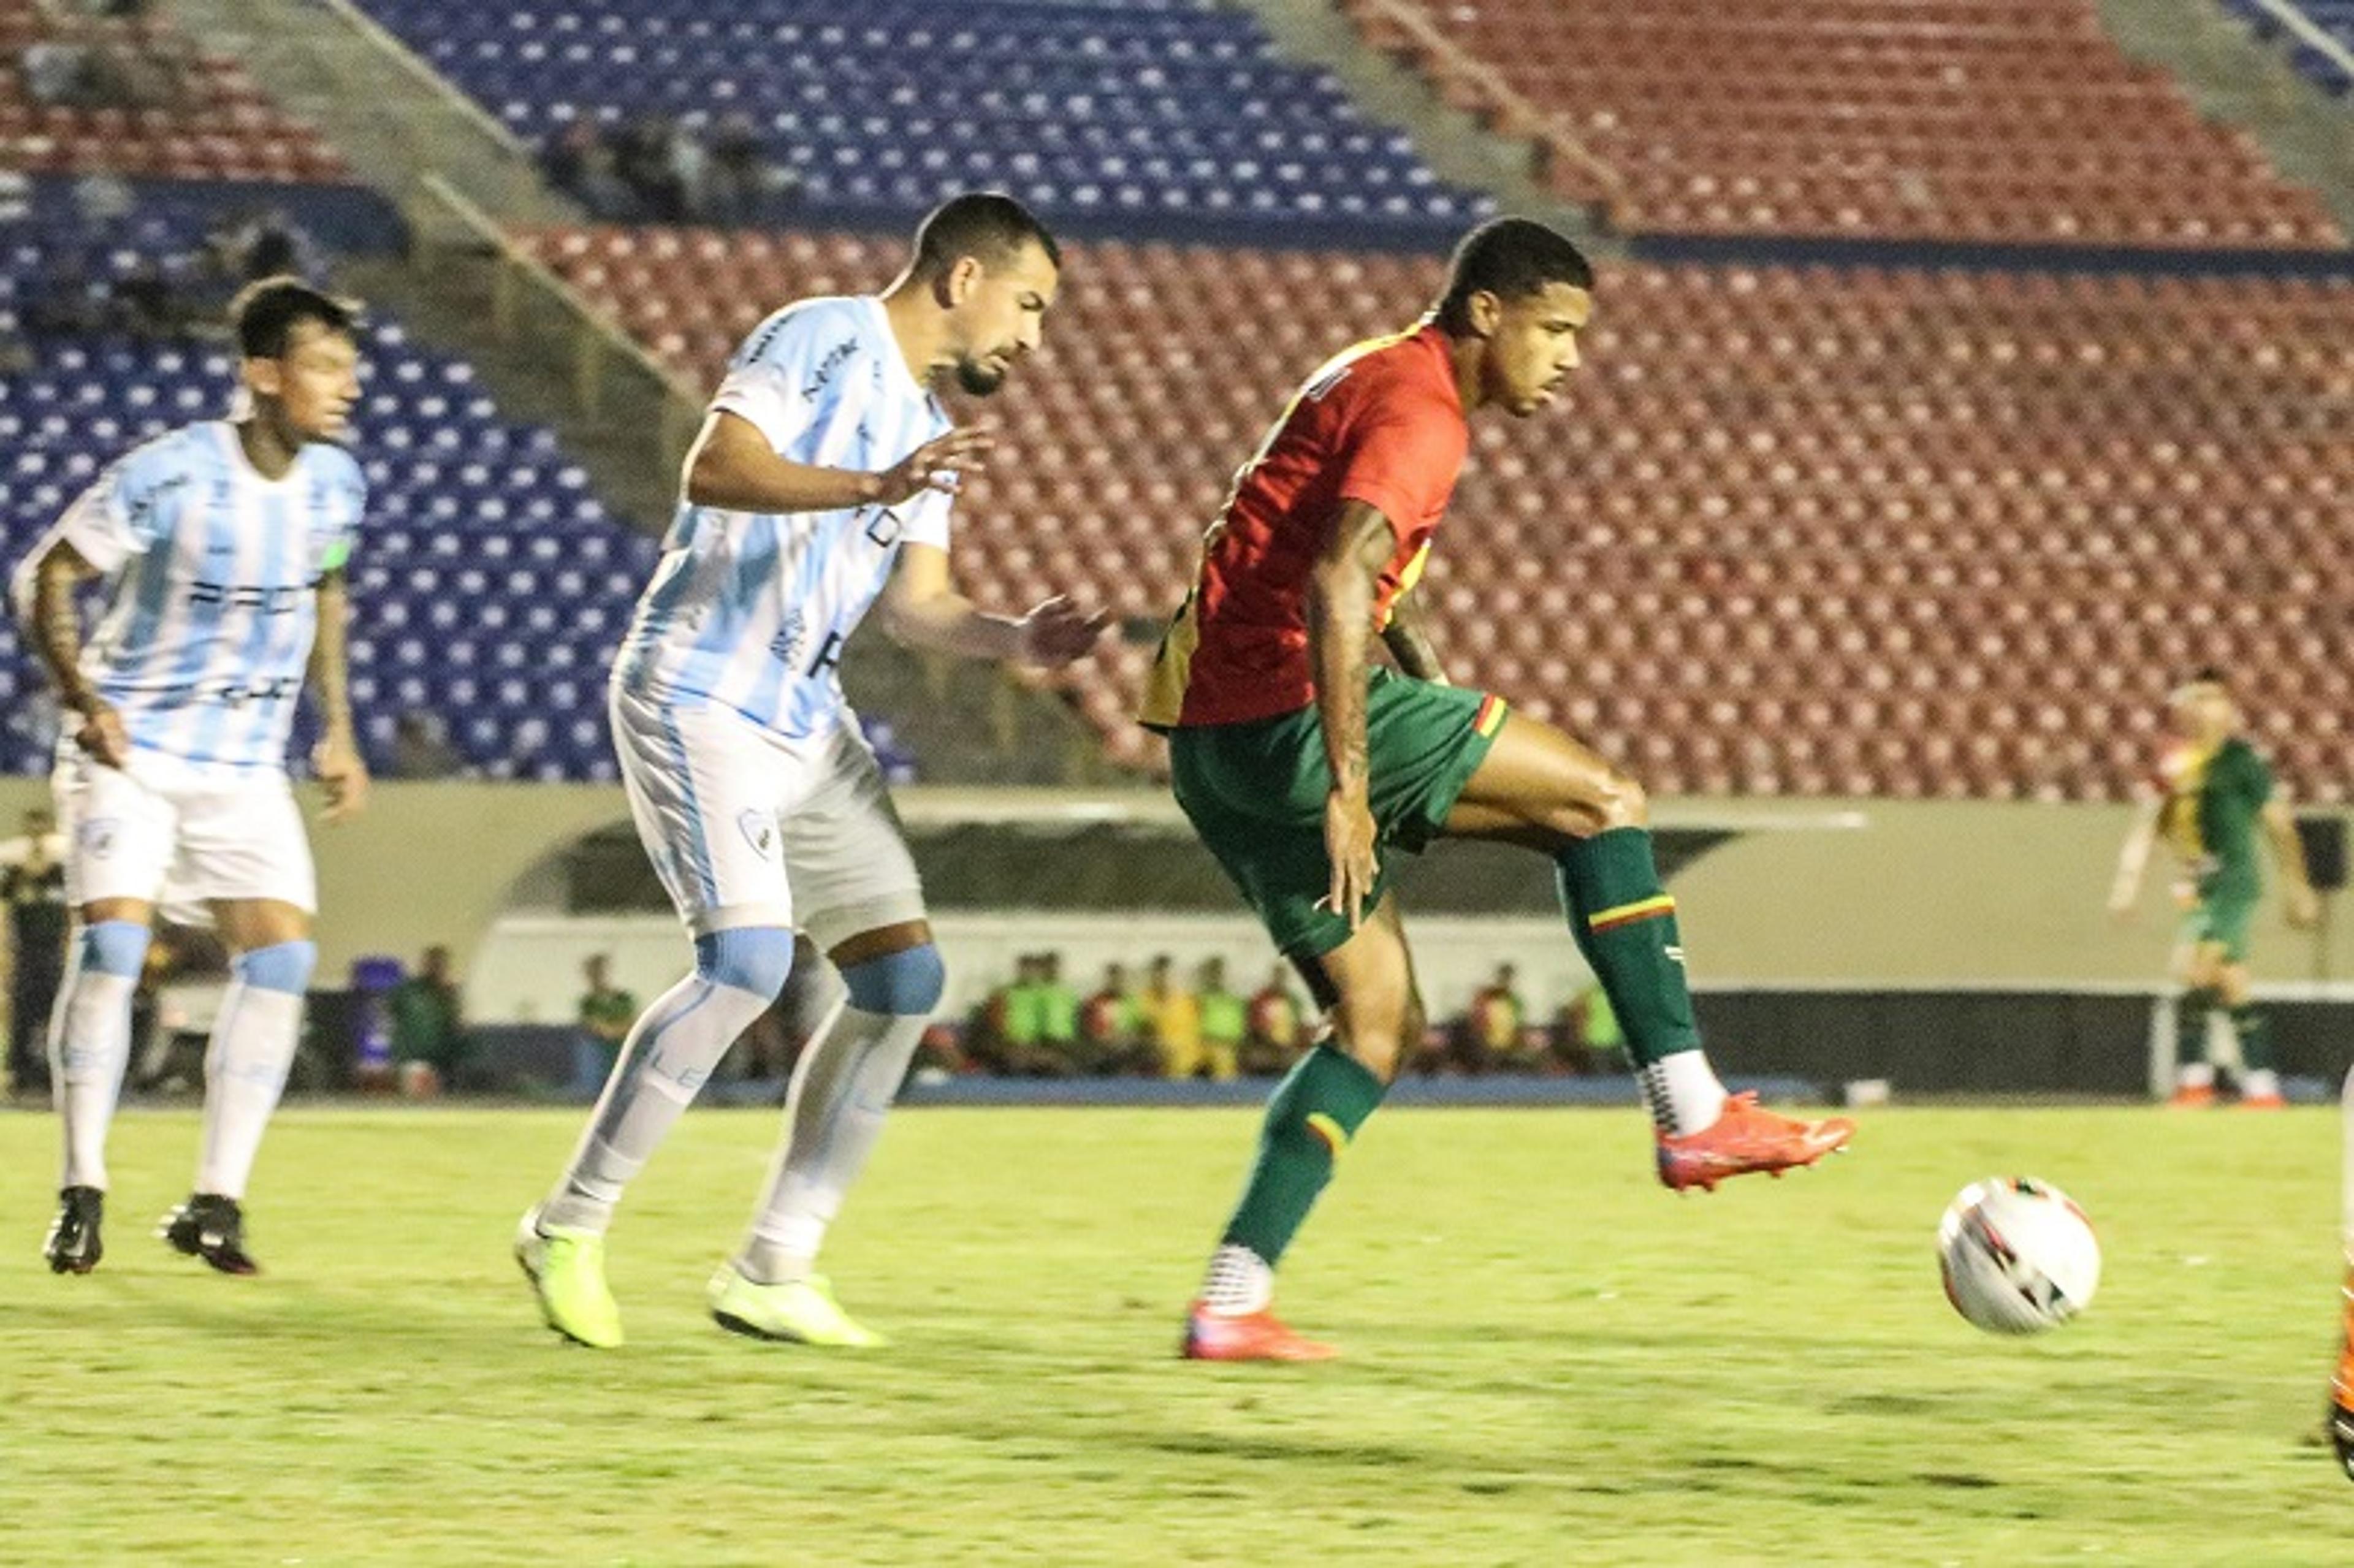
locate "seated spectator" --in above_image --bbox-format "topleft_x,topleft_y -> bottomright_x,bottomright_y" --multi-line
1551,982 -> 1623,1077
1455,962 -> 1528,1075
1077,962 -> 1148,1075
1241,964 -> 1305,1075
1035,951 -> 1078,1057
390,709 -> 463,779
1195,957 -> 1243,1082
389,945 -> 467,1092
574,953 -> 636,1089
1140,954 -> 1206,1080
965,954 -> 1072,1078
704,112 -> 801,224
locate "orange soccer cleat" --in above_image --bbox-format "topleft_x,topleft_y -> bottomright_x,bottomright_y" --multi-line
2238,1091 -> 2287,1111
1656,1092 -> 1855,1193
2168,1083 -> 2217,1109
1180,1301 -> 1339,1363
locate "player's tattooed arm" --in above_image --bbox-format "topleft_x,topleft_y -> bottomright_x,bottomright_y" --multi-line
1309,501 -> 1393,929
308,566 -> 370,821
23,540 -> 129,767
685,411 -> 992,514
1380,588 -> 1449,685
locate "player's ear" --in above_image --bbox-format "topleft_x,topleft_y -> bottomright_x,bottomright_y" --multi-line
1463,289 -> 1503,340
940,254 -> 985,309
242,356 -> 284,400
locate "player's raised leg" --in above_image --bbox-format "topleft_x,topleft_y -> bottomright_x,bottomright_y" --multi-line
157,896 -> 317,1276
714,919 -> 943,1348
1446,710 -> 1853,1190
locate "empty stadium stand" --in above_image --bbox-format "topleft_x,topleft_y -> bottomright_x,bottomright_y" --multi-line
1344,0 -> 2345,249
351,0 -> 1493,243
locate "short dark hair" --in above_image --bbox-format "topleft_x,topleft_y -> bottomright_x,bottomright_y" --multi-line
230,275 -> 360,359
910,191 -> 1062,279
1434,218 -> 1593,333
2183,665 -> 2230,688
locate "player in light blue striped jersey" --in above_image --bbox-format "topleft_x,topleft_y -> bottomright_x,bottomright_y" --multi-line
519,193 -> 1105,1350
13,278 -> 368,1278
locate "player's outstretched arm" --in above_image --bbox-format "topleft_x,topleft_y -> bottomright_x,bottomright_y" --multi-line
878,541 -> 1107,667
683,411 -> 991,516
1380,587 -> 1449,685
2107,794 -> 2160,921
308,566 -> 369,822
1309,501 -> 1395,931
15,538 -> 128,769
2260,794 -> 2321,930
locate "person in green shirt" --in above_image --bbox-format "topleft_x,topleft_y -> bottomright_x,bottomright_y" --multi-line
576,954 -> 638,1090
1197,957 -> 1245,1082
1036,951 -> 1080,1055
389,945 -> 468,1084
2110,668 -> 2319,1108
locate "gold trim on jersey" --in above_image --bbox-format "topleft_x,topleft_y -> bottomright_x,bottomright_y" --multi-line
1136,325 -> 1425,731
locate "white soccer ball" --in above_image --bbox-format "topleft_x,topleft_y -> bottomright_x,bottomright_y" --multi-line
1937,1177 -> 2101,1335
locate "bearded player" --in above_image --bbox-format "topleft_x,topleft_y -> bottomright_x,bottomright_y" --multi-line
1140,218 -> 1856,1361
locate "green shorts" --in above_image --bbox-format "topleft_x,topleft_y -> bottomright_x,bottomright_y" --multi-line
1169,668 -> 1508,959
2179,883 -> 2259,964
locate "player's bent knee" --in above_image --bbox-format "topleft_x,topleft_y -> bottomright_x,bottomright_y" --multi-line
694,926 -> 797,1002
840,942 -> 946,1016
1598,772 -> 1650,829
80,919 -> 151,978
234,940 -> 316,995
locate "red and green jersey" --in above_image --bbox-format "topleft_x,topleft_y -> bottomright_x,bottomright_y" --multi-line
1138,323 -> 1469,729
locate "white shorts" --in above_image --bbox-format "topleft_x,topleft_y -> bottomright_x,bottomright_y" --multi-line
52,744 -> 316,923
610,683 -> 926,950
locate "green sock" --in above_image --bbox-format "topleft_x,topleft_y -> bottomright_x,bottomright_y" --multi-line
1221,1043 -> 1386,1265
1554,828 -> 1701,1068
2177,988 -> 2217,1068
2229,1002 -> 2275,1072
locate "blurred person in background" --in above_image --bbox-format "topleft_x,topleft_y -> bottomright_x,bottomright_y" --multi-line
389,944 -> 466,1092
575,953 -> 636,1087
4,807 -> 69,1097
1241,964 -> 1303,1075
1196,957 -> 1244,1083
2109,668 -> 2318,1108
1141,953 -> 1203,1079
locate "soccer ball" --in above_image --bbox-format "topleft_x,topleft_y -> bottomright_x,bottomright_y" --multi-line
1936,1177 -> 2101,1335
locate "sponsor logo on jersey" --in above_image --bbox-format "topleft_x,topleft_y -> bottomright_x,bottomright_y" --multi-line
737,809 -> 776,859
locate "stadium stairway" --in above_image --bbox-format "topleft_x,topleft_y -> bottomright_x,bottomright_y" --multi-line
2103,0 -> 2354,238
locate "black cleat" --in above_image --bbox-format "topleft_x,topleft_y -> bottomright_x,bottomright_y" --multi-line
44,1186 -> 104,1274
159,1193 -> 262,1276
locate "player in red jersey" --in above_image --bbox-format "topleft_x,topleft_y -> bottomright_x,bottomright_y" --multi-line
1141,219 -> 1854,1361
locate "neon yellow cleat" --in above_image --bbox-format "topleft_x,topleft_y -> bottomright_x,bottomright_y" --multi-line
707,1264 -> 889,1348
514,1206 -> 623,1349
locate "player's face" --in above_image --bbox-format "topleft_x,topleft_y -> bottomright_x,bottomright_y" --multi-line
248,319 -> 362,442
948,240 -> 1060,396
2170,682 -> 2236,741
1482,281 -> 1591,417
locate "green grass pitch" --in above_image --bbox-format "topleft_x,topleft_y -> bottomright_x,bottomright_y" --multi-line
2,1104 -> 2345,1566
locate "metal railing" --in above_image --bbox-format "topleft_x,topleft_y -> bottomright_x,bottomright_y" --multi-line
415,175 -> 705,474
2244,0 -> 2354,88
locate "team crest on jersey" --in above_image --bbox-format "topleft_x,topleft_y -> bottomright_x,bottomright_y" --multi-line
737,809 -> 777,859
78,817 -> 121,860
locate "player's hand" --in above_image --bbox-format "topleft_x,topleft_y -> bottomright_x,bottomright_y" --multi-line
72,698 -> 130,770
1015,595 -> 1110,667
2287,883 -> 2322,931
872,426 -> 993,506
1317,791 -> 1379,932
2106,888 -> 2138,925
314,733 -> 370,824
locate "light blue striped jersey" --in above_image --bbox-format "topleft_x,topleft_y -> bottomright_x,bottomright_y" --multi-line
612,294 -> 953,737
27,421 -> 365,771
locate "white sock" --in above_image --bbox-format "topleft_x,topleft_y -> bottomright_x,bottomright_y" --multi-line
1200,1244 -> 1273,1315
196,982 -> 305,1200
50,965 -> 138,1191
2178,1060 -> 2216,1091
1639,1049 -> 1727,1138
541,970 -> 774,1235
2241,1067 -> 2280,1101
739,1003 -> 922,1285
